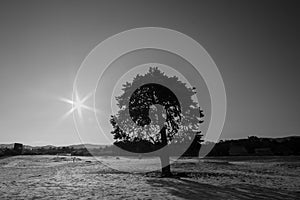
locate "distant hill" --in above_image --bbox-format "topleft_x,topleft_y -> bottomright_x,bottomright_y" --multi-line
1,136 -> 299,157
206,135 -> 300,156
0,143 -> 33,149
68,144 -> 107,149
0,144 -> 14,149
31,145 -> 56,149
0,143 -> 107,150
269,136 -> 300,143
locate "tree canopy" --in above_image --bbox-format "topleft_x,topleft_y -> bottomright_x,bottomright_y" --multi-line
110,67 -> 204,153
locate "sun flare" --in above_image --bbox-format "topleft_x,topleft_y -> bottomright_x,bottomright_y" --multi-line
59,90 -> 96,120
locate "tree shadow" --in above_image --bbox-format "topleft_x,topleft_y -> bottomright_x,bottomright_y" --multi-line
146,178 -> 298,200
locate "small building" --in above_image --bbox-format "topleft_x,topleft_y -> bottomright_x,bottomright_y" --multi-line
14,143 -> 23,155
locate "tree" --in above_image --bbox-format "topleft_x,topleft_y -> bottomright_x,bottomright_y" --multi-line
110,67 -> 204,177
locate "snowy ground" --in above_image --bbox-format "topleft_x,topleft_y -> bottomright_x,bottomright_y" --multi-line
0,155 -> 299,199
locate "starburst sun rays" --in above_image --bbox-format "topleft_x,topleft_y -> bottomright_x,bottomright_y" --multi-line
59,90 -> 97,120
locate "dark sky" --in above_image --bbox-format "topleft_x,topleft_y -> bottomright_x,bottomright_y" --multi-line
0,0 -> 299,145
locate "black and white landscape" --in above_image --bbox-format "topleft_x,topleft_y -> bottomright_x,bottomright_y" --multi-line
0,1 -> 299,199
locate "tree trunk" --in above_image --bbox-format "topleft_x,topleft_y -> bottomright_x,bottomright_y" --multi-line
159,126 -> 172,177
159,153 -> 172,177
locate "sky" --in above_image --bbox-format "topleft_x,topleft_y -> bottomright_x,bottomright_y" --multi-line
0,0 -> 299,146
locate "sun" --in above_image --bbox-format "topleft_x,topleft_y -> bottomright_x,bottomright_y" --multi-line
59,90 -> 96,120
